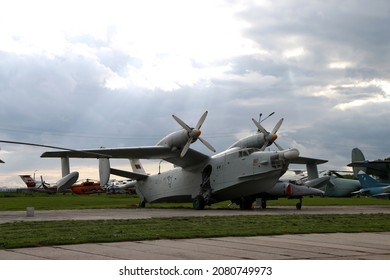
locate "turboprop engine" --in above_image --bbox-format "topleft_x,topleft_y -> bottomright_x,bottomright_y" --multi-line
156,111 -> 216,157
229,118 -> 284,151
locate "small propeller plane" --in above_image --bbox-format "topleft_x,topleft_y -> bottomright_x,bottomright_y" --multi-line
19,172 -> 79,193
38,111 -> 300,209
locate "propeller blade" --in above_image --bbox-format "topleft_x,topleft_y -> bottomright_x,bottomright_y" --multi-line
199,137 -> 216,152
180,138 -> 193,157
195,111 -> 208,130
271,118 -> 283,134
172,114 -> 191,132
274,141 -> 284,151
173,111 -> 215,157
251,118 -> 268,134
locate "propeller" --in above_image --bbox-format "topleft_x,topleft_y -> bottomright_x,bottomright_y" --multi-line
39,175 -> 50,189
172,111 -> 216,157
251,117 -> 284,151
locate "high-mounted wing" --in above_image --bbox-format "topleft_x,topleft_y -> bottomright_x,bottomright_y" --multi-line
289,156 -> 328,180
41,146 -> 210,169
348,160 -> 390,178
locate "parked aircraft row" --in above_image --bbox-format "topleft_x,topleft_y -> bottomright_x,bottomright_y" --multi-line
18,174 -> 134,195
1,112 -> 390,208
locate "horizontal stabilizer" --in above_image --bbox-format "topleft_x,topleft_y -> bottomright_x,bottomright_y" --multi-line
110,168 -> 148,180
371,193 -> 390,198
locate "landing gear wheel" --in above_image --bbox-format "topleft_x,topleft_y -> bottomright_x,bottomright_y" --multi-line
193,195 -> 205,210
139,200 -> 146,208
239,197 -> 253,210
261,199 -> 267,209
296,202 -> 302,210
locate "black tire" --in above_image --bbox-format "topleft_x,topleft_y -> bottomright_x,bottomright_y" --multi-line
296,202 -> 302,210
193,195 -> 205,210
239,197 -> 253,210
261,199 -> 267,209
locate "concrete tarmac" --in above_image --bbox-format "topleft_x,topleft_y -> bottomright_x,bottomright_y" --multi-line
1,205 -> 390,259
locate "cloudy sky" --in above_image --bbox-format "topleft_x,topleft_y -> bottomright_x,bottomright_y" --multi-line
1,0 -> 390,187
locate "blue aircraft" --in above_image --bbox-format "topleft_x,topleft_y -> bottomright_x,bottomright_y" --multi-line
355,171 -> 390,198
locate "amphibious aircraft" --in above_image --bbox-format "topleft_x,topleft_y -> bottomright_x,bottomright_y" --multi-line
39,111 -> 300,209
348,147 -> 390,183
355,171 -> 390,198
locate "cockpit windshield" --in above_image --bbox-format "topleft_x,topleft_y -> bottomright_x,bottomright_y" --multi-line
238,148 -> 258,157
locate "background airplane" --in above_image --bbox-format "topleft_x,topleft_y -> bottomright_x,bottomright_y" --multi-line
348,147 -> 390,183
318,171 -> 361,197
19,172 -> 79,193
355,170 -> 390,198
252,176 -> 327,210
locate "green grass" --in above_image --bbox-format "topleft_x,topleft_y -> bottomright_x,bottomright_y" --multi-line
1,192 -> 389,211
1,193 -> 389,249
1,214 -> 390,249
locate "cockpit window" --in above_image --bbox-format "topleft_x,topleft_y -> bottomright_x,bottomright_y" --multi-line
238,148 -> 258,157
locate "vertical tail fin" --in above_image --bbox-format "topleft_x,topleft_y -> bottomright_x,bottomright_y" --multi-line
19,175 -> 36,188
130,159 -> 147,174
357,171 -> 383,189
351,148 -> 367,177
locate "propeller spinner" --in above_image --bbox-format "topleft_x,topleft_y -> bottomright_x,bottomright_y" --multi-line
172,111 -> 216,157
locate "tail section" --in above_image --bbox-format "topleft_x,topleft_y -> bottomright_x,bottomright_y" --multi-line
19,175 -> 37,188
130,159 -> 147,174
357,171 -> 384,189
351,148 -> 367,177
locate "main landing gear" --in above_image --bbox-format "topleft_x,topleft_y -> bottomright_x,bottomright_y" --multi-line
257,197 -> 303,210
193,165 -> 213,210
193,195 -> 206,210
295,198 -> 302,210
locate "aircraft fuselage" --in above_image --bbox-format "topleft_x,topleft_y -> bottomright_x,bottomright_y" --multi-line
136,148 -> 299,204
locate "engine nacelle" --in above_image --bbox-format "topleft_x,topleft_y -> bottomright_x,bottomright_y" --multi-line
156,130 -> 190,151
228,134 -> 266,149
279,148 -> 299,160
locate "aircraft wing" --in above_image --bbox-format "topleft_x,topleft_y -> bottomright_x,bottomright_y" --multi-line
41,146 -> 210,169
347,160 -> 390,178
110,168 -> 148,180
290,157 -> 328,165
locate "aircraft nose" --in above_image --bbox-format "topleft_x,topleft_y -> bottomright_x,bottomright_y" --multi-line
272,134 -> 278,141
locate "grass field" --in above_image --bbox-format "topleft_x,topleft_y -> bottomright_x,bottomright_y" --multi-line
1,193 -> 389,249
1,192 -> 389,211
